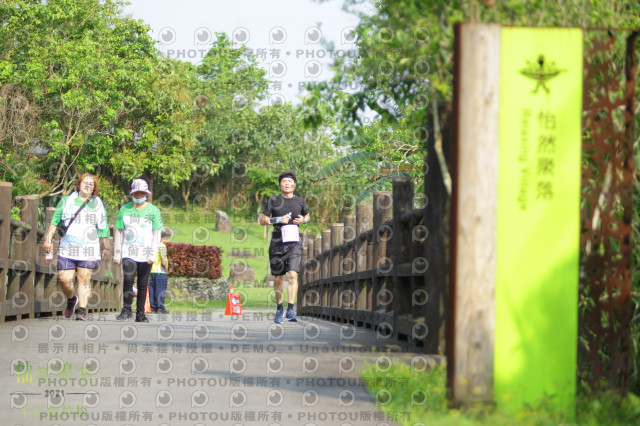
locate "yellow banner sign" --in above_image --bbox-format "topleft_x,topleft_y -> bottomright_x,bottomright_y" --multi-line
495,27 -> 583,412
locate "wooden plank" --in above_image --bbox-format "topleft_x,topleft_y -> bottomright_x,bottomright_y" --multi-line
449,22 -> 501,404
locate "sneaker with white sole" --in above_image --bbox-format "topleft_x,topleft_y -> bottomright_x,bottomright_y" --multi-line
274,309 -> 284,324
285,309 -> 297,322
75,307 -> 86,321
65,295 -> 78,318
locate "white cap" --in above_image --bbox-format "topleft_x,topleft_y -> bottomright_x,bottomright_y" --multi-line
130,178 -> 151,195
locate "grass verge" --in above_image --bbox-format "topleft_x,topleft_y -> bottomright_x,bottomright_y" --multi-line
361,359 -> 640,425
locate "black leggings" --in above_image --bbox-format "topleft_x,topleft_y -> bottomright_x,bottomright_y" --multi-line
122,259 -> 152,314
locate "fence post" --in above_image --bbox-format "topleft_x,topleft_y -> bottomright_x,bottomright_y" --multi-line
372,191 -> 392,330
313,235 -> 322,316
355,204 -> 373,327
329,223 -> 344,321
321,229 -> 331,319
300,236 -> 308,313
342,214 -> 356,323
424,102 -> 453,355
299,232 -> 314,314
108,235 -> 120,312
0,183 -> 12,322
21,195 -> 38,319
36,207 -> 57,317
391,177 -> 414,340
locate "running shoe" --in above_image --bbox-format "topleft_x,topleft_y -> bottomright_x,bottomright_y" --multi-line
285,309 -> 298,322
135,313 -> 150,323
75,307 -> 86,321
274,309 -> 284,324
65,295 -> 78,318
116,307 -> 133,321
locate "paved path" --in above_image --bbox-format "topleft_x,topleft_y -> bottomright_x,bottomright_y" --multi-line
1,309 -> 426,426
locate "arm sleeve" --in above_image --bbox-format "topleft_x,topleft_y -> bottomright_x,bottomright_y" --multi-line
50,197 -> 67,226
262,196 -> 273,217
115,206 -> 126,230
95,197 -> 110,238
113,228 -> 124,262
152,207 -> 164,230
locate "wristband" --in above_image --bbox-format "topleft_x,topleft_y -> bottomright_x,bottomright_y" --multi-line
269,217 -> 280,225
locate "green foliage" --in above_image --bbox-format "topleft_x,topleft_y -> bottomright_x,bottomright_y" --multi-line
0,0 -> 197,198
305,0 -> 640,202
362,359 -> 640,425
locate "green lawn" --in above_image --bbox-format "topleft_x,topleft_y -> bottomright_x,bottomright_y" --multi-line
162,209 -> 271,283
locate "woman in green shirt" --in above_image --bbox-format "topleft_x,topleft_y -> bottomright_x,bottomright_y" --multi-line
43,173 -> 110,321
113,179 -> 164,323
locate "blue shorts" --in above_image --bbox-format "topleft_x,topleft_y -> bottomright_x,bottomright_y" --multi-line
57,256 -> 100,271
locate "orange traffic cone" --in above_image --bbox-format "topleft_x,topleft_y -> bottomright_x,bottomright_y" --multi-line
145,286 -> 152,313
225,284 -> 242,316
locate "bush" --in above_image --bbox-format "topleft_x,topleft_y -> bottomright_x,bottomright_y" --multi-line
165,242 -> 222,279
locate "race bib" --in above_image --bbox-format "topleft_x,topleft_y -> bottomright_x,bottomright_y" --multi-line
281,225 -> 300,243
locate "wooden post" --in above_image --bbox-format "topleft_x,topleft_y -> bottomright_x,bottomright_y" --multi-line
35,207 -> 57,316
20,196 -> 38,319
321,229 -> 331,319
355,204 -> 373,327
313,235 -> 322,316
371,191 -> 392,329
411,207 -> 429,350
448,22 -> 501,404
329,223 -> 343,321
343,215 -> 356,276
391,177 -> 414,339
300,232 -> 314,313
0,183 -> 12,322
341,215 -> 356,323
108,235 -> 120,312
300,239 -> 308,312
424,102 -> 453,355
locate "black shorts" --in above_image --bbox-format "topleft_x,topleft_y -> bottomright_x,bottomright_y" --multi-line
269,240 -> 302,276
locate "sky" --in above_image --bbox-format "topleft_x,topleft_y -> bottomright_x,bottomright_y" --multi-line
123,0 -> 368,105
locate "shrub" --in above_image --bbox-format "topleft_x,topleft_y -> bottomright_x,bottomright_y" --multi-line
165,242 -> 222,279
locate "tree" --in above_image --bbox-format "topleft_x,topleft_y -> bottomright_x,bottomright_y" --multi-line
179,33 -> 269,210
0,0 -> 197,200
307,0 -> 640,201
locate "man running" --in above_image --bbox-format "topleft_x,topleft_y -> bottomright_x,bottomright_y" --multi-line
259,171 -> 310,324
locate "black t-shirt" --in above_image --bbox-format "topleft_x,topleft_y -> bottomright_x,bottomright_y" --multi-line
262,194 -> 309,237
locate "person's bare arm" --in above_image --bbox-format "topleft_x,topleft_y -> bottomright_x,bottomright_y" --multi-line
43,224 -> 57,254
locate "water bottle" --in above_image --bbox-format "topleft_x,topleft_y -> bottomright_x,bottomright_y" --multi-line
45,250 -> 53,264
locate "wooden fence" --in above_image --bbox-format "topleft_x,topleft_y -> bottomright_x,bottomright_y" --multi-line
298,101 -> 452,352
0,182 -> 121,322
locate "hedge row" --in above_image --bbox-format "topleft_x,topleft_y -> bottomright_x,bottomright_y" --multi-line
165,243 -> 222,279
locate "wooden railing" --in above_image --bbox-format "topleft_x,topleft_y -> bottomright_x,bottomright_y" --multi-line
0,182 -> 121,322
298,175 -> 448,352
